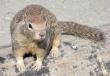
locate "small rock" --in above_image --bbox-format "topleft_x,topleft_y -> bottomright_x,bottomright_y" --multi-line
71,45 -> 78,50
0,57 -> 5,63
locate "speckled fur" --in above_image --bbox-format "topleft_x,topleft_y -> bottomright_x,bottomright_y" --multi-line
58,21 -> 104,41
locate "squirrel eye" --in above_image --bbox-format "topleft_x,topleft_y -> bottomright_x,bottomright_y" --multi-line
28,23 -> 32,29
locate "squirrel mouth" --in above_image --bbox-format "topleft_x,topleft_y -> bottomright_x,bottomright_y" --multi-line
35,37 -> 45,42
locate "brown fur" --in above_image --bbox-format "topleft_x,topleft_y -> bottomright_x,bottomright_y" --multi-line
10,4 -> 104,72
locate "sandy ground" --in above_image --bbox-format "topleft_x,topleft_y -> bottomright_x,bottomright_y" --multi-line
0,0 -> 110,76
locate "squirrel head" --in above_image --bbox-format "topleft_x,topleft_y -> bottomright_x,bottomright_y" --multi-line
20,14 -> 47,42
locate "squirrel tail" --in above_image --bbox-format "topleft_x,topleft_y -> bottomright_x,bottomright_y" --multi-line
58,21 -> 104,41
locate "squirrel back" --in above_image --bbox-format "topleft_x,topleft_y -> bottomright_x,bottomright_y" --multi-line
58,21 -> 104,41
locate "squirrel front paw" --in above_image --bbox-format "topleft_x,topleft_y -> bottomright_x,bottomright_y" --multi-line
51,47 -> 60,57
16,61 -> 26,73
31,59 -> 42,71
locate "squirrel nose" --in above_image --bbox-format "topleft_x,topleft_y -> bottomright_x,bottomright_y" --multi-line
39,32 -> 45,38
40,34 -> 44,38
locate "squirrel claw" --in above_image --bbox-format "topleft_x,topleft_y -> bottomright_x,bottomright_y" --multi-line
16,61 -> 26,73
31,60 -> 42,71
51,48 -> 60,58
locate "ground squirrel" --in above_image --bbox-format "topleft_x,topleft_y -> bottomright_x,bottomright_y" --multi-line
10,4 -> 104,72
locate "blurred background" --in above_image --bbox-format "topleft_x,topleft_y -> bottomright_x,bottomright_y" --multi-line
0,0 -> 110,46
